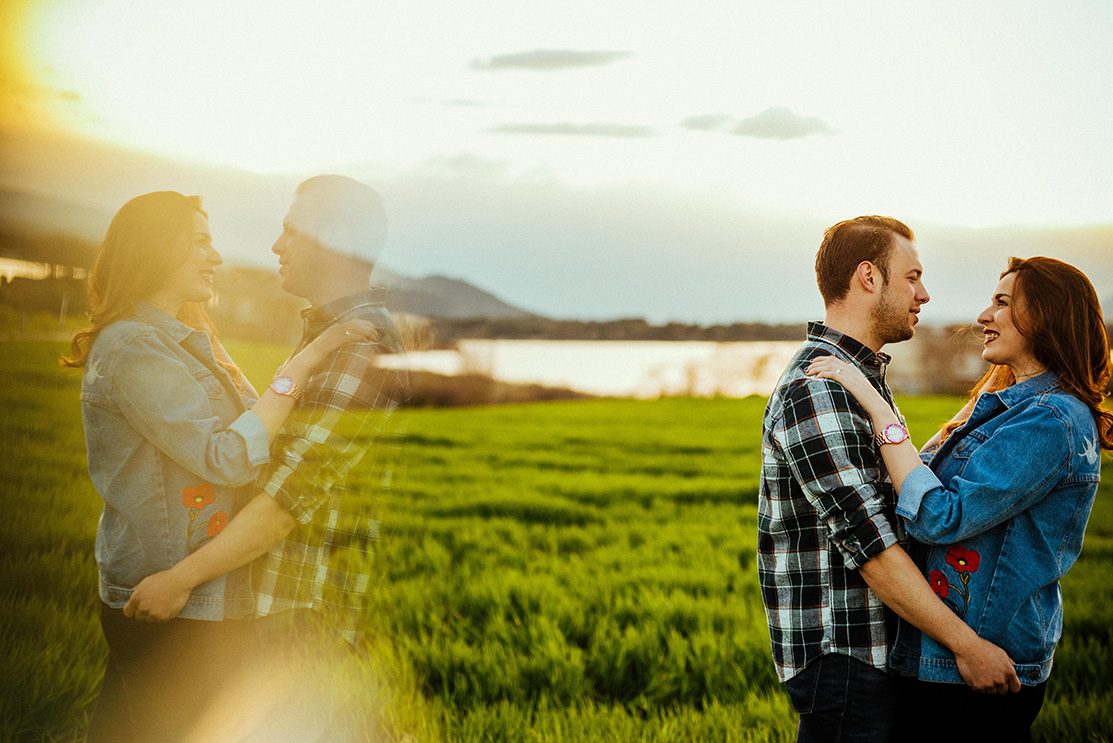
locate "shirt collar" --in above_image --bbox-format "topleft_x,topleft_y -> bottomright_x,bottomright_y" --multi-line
806,321 -> 891,372
130,301 -> 200,343
994,371 -> 1060,407
300,288 -> 387,338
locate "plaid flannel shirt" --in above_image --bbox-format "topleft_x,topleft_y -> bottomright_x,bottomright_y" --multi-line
758,322 -> 906,682
254,289 -> 409,644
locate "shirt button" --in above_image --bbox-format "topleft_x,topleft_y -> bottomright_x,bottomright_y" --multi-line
1026,670 -> 1041,681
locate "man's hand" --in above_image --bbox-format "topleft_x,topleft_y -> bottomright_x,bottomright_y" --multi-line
953,634 -> 1022,694
123,570 -> 191,623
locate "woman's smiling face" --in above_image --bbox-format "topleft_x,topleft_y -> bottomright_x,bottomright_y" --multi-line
976,271 -> 1040,376
149,211 -> 221,311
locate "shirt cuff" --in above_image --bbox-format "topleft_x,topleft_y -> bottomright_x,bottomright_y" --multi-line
838,515 -> 900,571
895,464 -> 941,522
229,411 -> 270,467
271,484 -> 321,525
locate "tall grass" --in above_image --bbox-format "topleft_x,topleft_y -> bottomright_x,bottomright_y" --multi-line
2,340 -> 1110,742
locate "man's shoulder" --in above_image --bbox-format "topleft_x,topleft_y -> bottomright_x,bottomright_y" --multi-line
766,366 -> 866,445
771,342 -> 853,401
303,341 -> 407,412
337,304 -> 406,355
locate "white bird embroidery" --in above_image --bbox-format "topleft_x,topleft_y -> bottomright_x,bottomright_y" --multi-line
1081,436 -> 1098,466
85,359 -> 104,384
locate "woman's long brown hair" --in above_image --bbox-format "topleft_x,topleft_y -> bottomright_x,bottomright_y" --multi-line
942,256 -> 1113,451
61,192 -> 241,387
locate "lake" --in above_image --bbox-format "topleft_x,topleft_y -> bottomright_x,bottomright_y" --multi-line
377,339 -> 804,398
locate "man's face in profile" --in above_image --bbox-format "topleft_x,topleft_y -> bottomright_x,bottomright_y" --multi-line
271,222 -> 324,300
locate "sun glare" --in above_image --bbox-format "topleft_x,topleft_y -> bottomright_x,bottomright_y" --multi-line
22,0 -> 449,173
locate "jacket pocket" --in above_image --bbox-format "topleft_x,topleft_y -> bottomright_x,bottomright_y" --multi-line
191,369 -> 225,400
950,429 -> 989,461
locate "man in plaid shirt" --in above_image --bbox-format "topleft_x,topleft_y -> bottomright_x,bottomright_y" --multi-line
253,284 -> 408,644
759,216 -> 1018,742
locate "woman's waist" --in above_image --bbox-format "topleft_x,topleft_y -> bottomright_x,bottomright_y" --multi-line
95,482 -> 254,570
99,569 -> 255,620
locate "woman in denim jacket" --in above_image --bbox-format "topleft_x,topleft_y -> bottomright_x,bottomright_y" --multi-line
807,256 -> 1111,742
63,192 -> 376,743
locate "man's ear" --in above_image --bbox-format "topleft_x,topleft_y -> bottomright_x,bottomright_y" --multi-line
854,261 -> 880,294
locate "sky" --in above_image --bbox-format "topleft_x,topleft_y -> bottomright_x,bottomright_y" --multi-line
1,0 -> 1111,323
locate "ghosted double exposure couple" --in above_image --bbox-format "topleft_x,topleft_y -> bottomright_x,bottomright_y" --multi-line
66,175 -> 410,743
758,216 -> 1111,742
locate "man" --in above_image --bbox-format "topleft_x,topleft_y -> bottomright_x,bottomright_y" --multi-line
126,175 -> 410,739
758,216 -> 1019,742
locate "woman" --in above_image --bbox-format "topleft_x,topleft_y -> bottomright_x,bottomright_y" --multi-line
63,191 -> 376,743
805,256 -> 1111,741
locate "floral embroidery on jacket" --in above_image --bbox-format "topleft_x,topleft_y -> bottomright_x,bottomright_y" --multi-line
182,485 -> 226,552
929,570 -> 950,598
933,546 -> 981,618
206,511 -> 229,537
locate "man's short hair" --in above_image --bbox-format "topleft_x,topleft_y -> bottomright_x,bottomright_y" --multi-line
285,175 -> 388,265
815,216 -> 913,306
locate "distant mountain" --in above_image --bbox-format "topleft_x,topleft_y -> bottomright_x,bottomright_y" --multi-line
0,188 -> 112,241
373,267 -> 534,319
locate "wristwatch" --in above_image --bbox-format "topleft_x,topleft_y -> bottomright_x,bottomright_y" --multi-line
875,423 -> 909,447
269,375 -> 302,401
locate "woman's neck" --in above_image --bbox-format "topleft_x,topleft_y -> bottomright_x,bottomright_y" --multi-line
1010,359 -> 1047,383
144,290 -> 183,317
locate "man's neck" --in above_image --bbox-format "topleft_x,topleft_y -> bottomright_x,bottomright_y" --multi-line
822,306 -> 883,353
305,274 -> 372,310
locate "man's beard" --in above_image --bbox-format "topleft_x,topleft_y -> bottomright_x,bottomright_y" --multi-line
870,284 -> 915,345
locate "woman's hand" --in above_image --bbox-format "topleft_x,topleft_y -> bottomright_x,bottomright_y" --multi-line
804,355 -> 891,420
807,355 -> 924,495
283,320 -> 379,381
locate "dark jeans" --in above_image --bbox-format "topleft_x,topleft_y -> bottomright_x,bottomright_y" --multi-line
891,675 -> 1047,743
784,653 -> 898,743
85,603 -> 247,743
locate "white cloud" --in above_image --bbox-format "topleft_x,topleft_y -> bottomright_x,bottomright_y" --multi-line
469,49 -> 633,72
731,107 -> 835,140
680,113 -> 732,131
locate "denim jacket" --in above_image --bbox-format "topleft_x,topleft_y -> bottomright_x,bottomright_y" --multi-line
890,372 -> 1101,685
81,303 -> 270,620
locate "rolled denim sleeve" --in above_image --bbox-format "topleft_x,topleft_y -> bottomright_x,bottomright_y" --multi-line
228,411 -> 271,467
896,407 -> 1069,544
108,331 -> 269,486
774,378 -> 900,570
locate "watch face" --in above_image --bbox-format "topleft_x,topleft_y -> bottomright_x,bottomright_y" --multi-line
271,376 -> 294,395
884,424 -> 909,444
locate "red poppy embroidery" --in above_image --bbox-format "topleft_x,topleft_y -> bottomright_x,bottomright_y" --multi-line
929,570 -> 950,598
182,484 -> 216,509
937,546 -> 981,618
182,484 -> 223,552
206,511 -> 229,537
945,546 -> 980,573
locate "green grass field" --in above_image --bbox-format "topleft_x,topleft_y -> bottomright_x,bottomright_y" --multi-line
2,340 -> 1111,742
